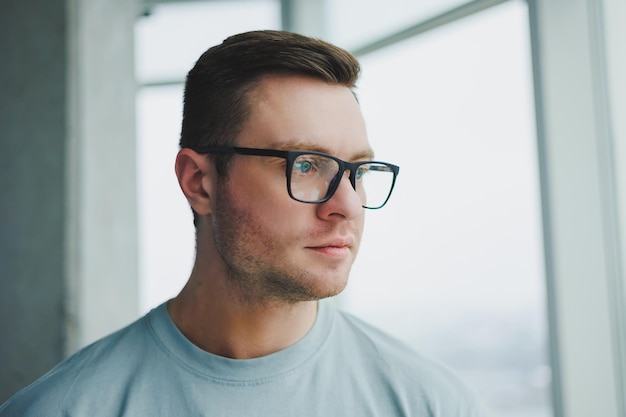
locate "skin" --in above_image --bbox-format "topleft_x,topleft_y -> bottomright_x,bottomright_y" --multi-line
169,75 -> 372,359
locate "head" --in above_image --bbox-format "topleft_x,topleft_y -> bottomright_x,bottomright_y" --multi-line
176,31 -> 385,305
180,30 -> 360,178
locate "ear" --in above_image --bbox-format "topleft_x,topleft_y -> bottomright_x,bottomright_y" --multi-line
175,148 -> 216,216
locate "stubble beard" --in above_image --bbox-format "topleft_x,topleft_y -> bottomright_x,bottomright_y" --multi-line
211,183 -> 351,306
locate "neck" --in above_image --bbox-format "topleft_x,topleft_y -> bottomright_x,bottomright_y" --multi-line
168,260 -> 318,359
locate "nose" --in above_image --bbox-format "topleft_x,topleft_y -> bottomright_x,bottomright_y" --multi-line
316,170 -> 363,220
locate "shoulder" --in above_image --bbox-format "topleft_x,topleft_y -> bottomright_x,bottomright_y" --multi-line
0,312 -> 156,417
332,308 -> 441,370
331,309 -> 485,416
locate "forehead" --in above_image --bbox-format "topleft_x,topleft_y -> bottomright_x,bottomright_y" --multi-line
237,75 -> 372,160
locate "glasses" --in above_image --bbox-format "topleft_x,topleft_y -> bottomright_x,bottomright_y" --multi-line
192,146 -> 400,209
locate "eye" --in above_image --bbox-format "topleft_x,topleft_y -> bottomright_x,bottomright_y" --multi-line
293,155 -> 329,176
292,154 -> 339,180
295,160 -> 314,174
355,165 -> 368,180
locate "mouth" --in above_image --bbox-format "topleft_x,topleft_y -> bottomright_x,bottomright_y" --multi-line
307,246 -> 351,258
306,239 -> 354,258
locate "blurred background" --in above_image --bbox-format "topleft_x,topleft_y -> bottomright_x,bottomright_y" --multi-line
1,1 -> 625,416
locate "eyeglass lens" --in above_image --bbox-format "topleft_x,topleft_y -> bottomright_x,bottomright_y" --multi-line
289,154 -> 395,209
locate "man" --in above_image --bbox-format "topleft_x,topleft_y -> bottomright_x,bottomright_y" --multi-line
1,30 -> 484,416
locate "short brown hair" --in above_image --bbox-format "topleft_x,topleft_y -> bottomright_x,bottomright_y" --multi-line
180,30 -> 361,175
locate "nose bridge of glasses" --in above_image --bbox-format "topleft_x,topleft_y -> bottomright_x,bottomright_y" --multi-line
344,168 -> 357,190
320,164 -> 355,202
342,161 -> 362,190
327,167 -> 361,207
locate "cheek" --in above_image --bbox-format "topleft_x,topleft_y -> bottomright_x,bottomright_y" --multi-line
232,161 -> 289,201
254,202 -> 310,237
230,174 -> 308,221
227,182 -> 305,238
353,216 -> 366,248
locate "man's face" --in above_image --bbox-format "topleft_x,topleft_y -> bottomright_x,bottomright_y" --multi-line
210,75 -> 371,304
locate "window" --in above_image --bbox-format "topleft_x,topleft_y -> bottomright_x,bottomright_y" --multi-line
342,2 -> 551,416
328,0 -> 468,49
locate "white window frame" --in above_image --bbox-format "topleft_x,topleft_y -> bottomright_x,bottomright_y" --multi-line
529,0 -> 626,415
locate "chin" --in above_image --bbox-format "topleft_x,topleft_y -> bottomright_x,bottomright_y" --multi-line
307,272 -> 350,300
269,270 -> 350,304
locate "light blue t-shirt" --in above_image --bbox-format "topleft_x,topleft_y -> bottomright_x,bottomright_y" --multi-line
1,300 -> 484,416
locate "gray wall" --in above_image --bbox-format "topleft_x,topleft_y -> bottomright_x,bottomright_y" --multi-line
0,0 -> 138,403
1,0 -> 68,402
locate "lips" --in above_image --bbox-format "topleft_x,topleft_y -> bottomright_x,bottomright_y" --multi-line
307,238 -> 354,250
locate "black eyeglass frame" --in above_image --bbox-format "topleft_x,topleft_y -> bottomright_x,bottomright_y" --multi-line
190,145 -> 400,209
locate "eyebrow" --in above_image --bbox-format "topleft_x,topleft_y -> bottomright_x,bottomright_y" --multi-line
266,139 -> 375,161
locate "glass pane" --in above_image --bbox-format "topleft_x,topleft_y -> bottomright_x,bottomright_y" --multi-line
135,0 -> 281,84
344,2 -> 553,417
137,85 -> 195,313
327,0 -> 469,49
